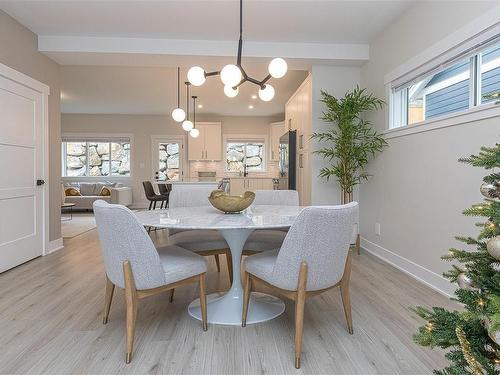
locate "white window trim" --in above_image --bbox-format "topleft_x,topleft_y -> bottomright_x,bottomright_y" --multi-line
223,134 -> 269,175
61,132 -> 134,179
384,101 -> 500,140
384,9 -> 500,136
150,134 -> 187,182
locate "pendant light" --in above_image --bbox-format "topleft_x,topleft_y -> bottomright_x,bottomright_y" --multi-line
181,82 -> 194,131
187,0 -> 286,101
171,67 -> 186,122
189,95 -> 200,138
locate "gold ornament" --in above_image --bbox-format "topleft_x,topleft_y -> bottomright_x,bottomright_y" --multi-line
480,182 -> 499,199
456,326 -> 485,375
457,272 -> 475,290
486,236 -> 500,260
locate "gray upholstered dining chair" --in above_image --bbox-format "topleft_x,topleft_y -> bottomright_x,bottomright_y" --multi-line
93,200 -> 208,364
167,185 -> 233,288
241,202 -> 358,369
242,189 -> 300,254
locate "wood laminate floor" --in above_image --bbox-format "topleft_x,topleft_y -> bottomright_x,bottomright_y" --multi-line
0,228 -> 457,375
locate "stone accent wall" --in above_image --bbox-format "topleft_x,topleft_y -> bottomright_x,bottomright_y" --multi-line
226,143 -> 264,172
65,141 -> 130,177
158,142 -> 179,180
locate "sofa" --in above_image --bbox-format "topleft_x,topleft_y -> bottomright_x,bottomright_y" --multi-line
64,182 -> 133,210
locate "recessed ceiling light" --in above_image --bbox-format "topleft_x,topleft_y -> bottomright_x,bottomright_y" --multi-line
251,95 -> 257,99
248,105 -> 254,109
198,104 -> 203,108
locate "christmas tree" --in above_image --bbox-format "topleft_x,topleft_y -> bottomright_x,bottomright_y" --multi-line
413,141 -> 500,375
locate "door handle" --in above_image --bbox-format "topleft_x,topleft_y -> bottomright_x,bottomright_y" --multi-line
36,179 -> 45,186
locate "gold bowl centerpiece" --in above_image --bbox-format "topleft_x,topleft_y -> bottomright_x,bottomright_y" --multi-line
208,189 -> 255,214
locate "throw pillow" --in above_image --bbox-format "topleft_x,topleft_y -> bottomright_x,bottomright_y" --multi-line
65,187 -> 81,196
100,186 -> 111,196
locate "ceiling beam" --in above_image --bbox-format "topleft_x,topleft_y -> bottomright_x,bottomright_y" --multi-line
38,35 -> 369,63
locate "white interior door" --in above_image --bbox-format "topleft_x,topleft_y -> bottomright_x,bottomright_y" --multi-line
0,76 -> 44,272
152,136 -> 185,181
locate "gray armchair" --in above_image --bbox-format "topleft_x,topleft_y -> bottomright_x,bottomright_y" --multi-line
93,200 -> 208,364
243,189 -> 300,254
241,202 -> 358,369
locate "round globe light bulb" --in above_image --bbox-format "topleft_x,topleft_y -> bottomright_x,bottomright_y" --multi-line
190,128 -> 200,138
182,120 -> 193,132
220,64 -> 242,87
268,58 -> 288,79
224,85 -> 239,98
187,66 -> 206,86
171,107 -> 186,122
258,84 -> 275,102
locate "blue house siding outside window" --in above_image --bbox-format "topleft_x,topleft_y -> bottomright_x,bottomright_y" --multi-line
481,45 -> 500,100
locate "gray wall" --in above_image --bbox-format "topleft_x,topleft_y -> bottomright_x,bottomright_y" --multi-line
359,1 -> 499,294
0,10 -> 61,241
61,113 -> 280,207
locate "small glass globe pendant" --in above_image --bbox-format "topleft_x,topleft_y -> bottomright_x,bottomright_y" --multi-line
190,128 -> 200,138
187,66 -> 206,86
171,108 -> 186,122
182,120 -> 194,132
224,85 -> 239,98
268,58 -> 288,79
220,64 -> 242,87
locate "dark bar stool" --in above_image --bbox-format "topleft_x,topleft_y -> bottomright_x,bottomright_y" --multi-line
158,183 -> 172,209
142,181 -> 164,210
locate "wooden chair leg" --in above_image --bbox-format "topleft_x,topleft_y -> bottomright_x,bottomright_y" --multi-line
169,288 -> 175,303
241,271 -> 251,327
214,254 -> 221,272
199,274 -> 208,331
153,201 -> 157,210
123,261 -> 138,364
340,252 -> 354,334
103,276 -> 115,324
294,262 -> 308,369
160,201 -> 164,209
148,201 -> 153,210
355,233 -> 360,255
225,250 -> 233,284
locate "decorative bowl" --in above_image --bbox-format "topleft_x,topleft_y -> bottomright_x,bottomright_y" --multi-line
208,189 -> 255,214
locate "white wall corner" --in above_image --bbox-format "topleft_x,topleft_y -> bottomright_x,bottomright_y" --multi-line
45,237 -> 64,255
361,237 -> 456,298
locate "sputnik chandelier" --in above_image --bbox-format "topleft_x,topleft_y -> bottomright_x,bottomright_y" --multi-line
186,0 -> 287,101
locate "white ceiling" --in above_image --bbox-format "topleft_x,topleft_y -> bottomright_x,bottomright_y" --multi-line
60,66 -> 308,116
0,1 -> 413,43
0,0 -> 414,116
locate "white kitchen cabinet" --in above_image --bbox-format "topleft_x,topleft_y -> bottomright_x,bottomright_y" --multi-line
230,178 -> 274,195
269,121 -> 285,161
285,75 -> 312,205
188,122 -> 222,161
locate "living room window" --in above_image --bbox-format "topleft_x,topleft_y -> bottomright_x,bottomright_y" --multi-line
62,138 -> 131,177
225,138 -> 266,173
390,39 -> 500,128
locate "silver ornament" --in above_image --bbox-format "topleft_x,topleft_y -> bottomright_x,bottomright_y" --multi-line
480,182 -> 499,199
487,236 -> 500,261
457,272 -> 475,290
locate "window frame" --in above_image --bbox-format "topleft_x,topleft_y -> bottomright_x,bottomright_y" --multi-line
61,133 -> 133,179
386,25 -> 500,136
223,134 -> 268,174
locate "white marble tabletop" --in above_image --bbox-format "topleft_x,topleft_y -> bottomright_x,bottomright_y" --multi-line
134,205 -> 304,230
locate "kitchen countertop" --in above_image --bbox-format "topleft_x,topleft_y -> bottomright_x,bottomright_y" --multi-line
227,176 -> 278,179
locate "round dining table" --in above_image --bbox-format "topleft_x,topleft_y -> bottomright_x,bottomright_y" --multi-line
135,205 -> 303,326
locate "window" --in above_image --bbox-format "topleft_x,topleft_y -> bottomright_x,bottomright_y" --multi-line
391,39 -> 500,128
62,138 -> 131,177
226,140 -> 265,172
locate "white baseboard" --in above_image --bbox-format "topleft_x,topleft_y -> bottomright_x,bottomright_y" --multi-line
361,237 -> 456,298
45,238 -> 64,255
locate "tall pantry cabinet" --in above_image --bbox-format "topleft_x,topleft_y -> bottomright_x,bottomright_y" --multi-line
285,75 -> 312,205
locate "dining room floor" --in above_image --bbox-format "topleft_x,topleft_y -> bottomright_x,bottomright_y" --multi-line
0,228 -> 458,375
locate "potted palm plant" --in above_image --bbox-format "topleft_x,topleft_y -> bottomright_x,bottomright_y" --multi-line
312,86 -> 387,204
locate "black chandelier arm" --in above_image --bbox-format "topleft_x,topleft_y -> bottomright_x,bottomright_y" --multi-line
205,71 -> 220,77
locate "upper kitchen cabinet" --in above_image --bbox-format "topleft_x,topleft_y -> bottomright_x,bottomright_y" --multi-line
285,74 -> 312,205
269,121 -> 285,161
188,122 -> 222,161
